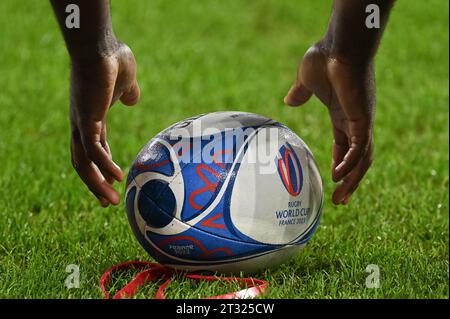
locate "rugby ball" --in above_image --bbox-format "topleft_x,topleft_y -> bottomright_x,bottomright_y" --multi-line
125,111 -> 323,273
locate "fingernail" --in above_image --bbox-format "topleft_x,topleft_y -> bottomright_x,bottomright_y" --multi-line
110,193 -> 120,206
284,95 -> 294,106
341,195 -> 350,205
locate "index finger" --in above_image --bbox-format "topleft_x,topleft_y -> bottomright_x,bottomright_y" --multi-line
71,131 -> 120,205
333,119 -> 371,182
332,141 -> 374,205
78,119 -> 123,182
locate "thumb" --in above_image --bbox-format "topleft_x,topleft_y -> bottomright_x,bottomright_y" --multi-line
284,81 -> 312,107
120,80 -> 141,106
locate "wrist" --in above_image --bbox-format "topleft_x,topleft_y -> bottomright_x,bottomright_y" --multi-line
316,36 -> 374,68
329,49 -> 374,67
68,30 -> 120,64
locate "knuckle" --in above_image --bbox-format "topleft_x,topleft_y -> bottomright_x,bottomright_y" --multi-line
84,144 -> 98,160
334,138 -> 347,148
70,155 -> 82,171
71,158 -> 80,170
365,151 -> 374,167
71,129 -> 82,144
341,179 -> 352,188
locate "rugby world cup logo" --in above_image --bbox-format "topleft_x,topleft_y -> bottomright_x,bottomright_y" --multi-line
276,143 -> 303,196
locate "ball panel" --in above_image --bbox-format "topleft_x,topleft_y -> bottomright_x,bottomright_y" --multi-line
230,126 -> 320,245
125,186 -> 160,258
129,140 -> 174,184
143,215 -> 277,264
162,245 -> 305,274
131,126 -> 267,244
137,180 -> 176,228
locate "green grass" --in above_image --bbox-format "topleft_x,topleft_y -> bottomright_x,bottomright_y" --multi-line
0,0 -> 448,299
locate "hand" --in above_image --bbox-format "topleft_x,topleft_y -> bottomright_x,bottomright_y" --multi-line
70,42 -> 140,207
284,43 -> 375,205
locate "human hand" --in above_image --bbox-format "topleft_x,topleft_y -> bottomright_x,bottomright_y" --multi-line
284,44 -> 375,205
70,42 -> 140,207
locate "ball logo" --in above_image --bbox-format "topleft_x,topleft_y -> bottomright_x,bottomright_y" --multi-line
276,143 -> 303,196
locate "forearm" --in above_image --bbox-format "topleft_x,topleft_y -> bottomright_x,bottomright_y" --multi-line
322,0 -> 395,65
50,0 -> 118,61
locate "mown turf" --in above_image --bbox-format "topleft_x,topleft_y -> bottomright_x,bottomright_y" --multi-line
0,0 -> 448,299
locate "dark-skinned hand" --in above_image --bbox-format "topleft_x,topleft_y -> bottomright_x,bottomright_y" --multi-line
70,42 -> 140,207
285,44 -> 375,205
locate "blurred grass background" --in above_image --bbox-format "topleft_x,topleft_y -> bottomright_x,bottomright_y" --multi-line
0,0 -> 448,298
